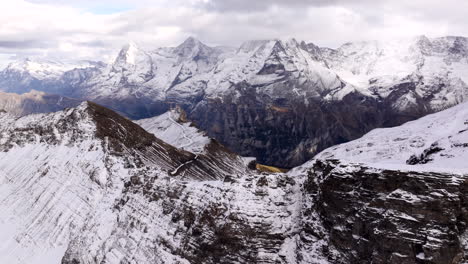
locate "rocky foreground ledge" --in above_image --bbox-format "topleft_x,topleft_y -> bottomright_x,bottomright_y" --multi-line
303,159 -> 468,264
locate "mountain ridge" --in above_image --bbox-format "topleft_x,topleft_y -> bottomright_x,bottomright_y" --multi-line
1,35 -> 468,167
1,99 -> 467,263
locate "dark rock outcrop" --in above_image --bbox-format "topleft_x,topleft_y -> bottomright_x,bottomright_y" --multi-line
188,80 -> 433,168
308,160 -> 468,264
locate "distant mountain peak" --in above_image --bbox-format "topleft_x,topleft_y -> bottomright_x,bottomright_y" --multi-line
115,42 -> 140,65
174,36 -> 210,58
180,36 -> 202,46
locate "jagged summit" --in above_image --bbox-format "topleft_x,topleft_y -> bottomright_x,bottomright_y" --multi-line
177,36 -> 204,48
114,41 -> 140,65
173,36 -> 215,60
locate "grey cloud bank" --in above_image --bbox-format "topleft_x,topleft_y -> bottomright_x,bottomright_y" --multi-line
0,0 -> 467,66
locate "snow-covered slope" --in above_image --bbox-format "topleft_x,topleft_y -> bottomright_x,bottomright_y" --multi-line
136,107 -> 210,154
316,100 -> 468,172
1,98 -> 467,263
324,36 -> 468,110
0,102 -> 325,264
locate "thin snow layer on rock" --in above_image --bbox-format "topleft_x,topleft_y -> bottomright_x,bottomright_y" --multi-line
316,100 -> 468,172
63,171 -> 311,264
136,109 -> 210,154
0,103 -> 330,263
0,104 -> 107,263
307,159 -> 468,264
0,142 -> 110,263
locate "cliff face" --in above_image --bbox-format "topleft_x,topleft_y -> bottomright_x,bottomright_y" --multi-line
62,168 -> 303,264
189,81 -> 431,168
306,160 -> 468,264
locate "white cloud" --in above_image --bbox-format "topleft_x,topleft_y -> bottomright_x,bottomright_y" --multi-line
0,0 -> 467,65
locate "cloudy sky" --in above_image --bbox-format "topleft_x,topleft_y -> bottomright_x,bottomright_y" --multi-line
0,0 -> 467,66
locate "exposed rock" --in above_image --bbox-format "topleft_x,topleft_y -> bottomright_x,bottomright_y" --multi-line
308,160 -> 468,264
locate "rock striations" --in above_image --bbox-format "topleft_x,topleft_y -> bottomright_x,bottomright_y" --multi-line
0,100 -> 467,263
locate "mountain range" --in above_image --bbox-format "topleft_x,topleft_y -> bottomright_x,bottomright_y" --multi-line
0,86 -> 467,263
1,35 -> 468,167
1,35 -> 468,263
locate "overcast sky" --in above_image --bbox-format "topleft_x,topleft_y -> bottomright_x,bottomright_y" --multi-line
1,0 -> 467,66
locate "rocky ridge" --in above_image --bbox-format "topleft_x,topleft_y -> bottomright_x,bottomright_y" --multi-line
0,101 -> 468,263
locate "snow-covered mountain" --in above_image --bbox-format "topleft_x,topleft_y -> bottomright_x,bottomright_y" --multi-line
323,36 -> 468,111
80,37 -> 226,102
0,102 -> 333,263
1,93 -> 468,263
0,58 -> 104,95
0,102 -> 262,263
135,106 -> 211,154
4,58 -> 99,80
316,99 -> 468,172
1,36 -> 468,167
296,98 -> 468,263
2,36 -> 466,114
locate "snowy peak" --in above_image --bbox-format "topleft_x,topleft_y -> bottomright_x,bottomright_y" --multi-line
176,36 -> 203,49
114,42 -> 140,65
109,42 -> 154,85
173,36 -> 213,59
